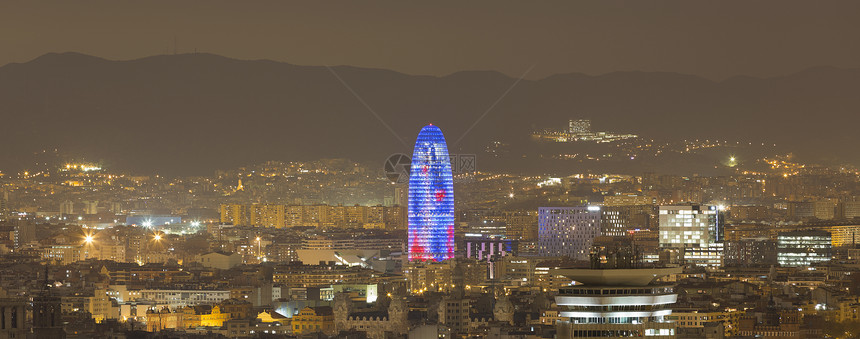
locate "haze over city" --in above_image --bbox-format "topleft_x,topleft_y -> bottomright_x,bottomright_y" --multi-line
1,2 -> 859,339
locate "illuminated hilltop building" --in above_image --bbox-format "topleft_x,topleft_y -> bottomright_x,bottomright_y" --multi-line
408,124 -> 455,261
569,119 -> 591,134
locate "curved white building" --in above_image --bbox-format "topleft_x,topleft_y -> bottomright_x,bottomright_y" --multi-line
554,267 -> 681,338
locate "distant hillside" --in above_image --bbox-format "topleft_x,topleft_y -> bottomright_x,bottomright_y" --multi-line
1,52 -> 858,175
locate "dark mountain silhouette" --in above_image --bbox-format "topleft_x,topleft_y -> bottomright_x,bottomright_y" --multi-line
1,52 -> 858,176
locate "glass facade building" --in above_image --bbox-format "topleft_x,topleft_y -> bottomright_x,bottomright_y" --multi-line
408,125 -> 455,261
777,230 -> 832,267
658,205 -> 721,248
538,206 -> 602,260
658,205 -> 725,268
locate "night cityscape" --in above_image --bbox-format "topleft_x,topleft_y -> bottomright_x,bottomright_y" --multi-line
2,1 -> 860,339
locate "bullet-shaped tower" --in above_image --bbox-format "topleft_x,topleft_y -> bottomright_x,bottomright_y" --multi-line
408,124 -> 455,261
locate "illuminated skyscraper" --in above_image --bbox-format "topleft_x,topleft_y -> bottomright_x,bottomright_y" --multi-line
408,124 -> 455,261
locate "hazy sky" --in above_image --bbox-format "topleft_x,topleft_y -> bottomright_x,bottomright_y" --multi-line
1,0 -> 858,80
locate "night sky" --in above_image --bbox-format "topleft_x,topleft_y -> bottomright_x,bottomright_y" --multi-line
2,0 -> 859,79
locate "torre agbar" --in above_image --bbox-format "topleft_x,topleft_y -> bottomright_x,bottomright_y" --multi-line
407,124 -> 455,261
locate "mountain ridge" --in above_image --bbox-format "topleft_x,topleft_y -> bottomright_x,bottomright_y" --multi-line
1,52 -> 858,176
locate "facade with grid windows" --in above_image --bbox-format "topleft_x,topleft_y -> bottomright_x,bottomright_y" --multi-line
539,206 -> 601,260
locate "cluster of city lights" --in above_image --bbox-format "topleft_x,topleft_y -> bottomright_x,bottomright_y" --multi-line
63,164 -> 102,172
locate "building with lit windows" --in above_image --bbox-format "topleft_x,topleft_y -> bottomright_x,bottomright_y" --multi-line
844,202 -> 860,219
682,243 -> 725,268
824,224 -> 860,247
600,205 -> 656,236
725,237 -> 777,267
658,205 -> 721,248
220,204 -> 250,226
139,289 -> 231,309
481,210 -> 539,241
464,235 -> 518,262
408,124 -> 455,261
777,230 -> 832,267
249,204 -> 286,228
658,205 -> 724,268
603,195 -> 656,207
670,308 -> 745,337
292,306 -> 335,335
554,267 -> 681,338
43,245 -> 84,265
538,206 -> 601,260
569,119 -> 591,134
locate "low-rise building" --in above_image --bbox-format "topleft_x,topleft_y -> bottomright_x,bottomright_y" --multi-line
292,306 -> 335,335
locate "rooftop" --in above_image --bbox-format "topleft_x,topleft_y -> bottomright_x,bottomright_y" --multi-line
555,267 -> 682,286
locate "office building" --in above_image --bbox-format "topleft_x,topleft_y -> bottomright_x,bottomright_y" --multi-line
826,224 -> 860,247
682,243 -> 725,268
658,205 -> 722,248
814,201 -> 837,220
464,220 -> 507,237
844,202 -> 860,219
482,210 -> 539,241
788,201 -> 837,220
600,205 -> 656,236
777,230 -> 832,267
408,124 -> 455,261
658,205 -> 725,268
538,206 -> 601,260
725,237 -> 778,267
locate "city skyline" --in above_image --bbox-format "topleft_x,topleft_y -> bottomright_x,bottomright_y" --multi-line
2,2 -> 859,338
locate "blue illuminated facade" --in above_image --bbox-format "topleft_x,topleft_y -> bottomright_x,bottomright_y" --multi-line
408,124 -> 455,261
